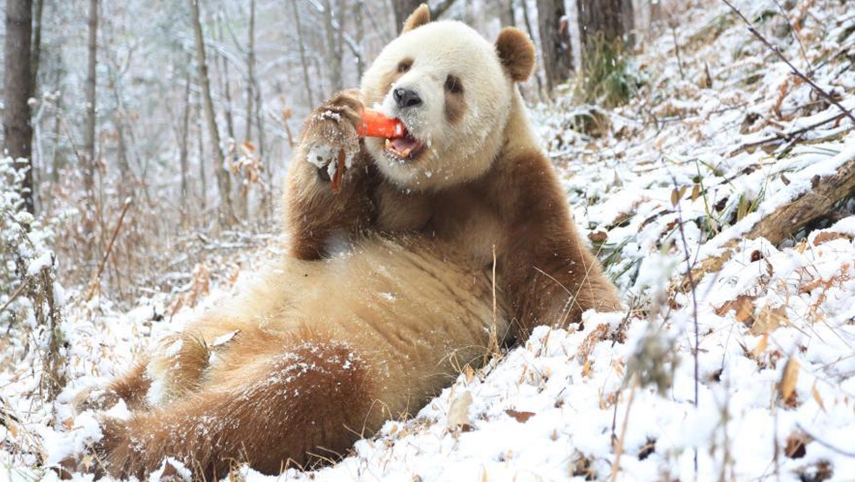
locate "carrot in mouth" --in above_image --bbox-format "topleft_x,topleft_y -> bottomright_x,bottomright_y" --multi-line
331,110 -> 404,194
358,109 -> 405,139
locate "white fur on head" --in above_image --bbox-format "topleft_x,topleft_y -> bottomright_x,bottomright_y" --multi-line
360,21 -> 514,191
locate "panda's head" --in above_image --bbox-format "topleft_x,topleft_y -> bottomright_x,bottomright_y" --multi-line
360,5 -> 536,191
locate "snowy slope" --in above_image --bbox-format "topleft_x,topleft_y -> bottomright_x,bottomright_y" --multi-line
3,0 -> 855,481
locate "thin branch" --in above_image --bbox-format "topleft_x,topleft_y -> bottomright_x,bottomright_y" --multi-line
0,281 -> 29,320
796,424 -> 855,458
86,198 -> 133,300
720,0 -> 855,125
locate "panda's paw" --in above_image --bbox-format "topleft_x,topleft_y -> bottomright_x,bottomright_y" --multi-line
303,90 -> 363,181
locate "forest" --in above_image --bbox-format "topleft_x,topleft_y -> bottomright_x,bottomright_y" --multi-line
2,0 -> 855,480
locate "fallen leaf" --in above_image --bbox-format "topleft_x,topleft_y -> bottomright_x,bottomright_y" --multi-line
779,357 -> 800,406
447,390 -> 473,429
464,364 -> 475,384
812,382 -> 826,412
588,231 -> 608,243
813,231 -> 853,246
505,409 -> 536,423
785,431 -> 809,459
752,333 -> 769,358
715,295 -> 756,324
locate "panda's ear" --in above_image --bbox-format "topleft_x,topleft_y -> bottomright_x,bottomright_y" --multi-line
401,4 -> 431,34
495,28 -> 536,83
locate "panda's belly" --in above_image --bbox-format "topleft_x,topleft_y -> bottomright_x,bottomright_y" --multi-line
282,237 -> 507,399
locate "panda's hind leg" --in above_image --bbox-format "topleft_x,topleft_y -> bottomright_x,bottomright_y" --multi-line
97,335 -> 379,479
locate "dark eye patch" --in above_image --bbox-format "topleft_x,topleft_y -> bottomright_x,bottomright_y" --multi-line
397,59 -> 413,73
445,75 -> 463,94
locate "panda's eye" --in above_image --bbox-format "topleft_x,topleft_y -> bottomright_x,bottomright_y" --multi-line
397,60 -> 412,73
445,75 -> 463,94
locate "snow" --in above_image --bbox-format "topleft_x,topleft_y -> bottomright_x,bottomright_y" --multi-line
3,0 -> 855,481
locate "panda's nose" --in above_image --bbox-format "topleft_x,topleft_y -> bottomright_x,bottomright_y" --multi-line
393,88 -> 422,109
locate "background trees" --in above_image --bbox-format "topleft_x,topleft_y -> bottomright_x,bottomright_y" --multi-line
1,0 -> 652,301
3,0 -> 35,214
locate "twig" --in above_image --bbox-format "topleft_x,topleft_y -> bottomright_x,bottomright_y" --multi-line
671,26 -> 685,81
720,0 -> 855,125
796,424 -> 855,457
670,174 -> 700,475
609,376 -> 639,482
86,198 -> 133,300
770,0 -> 810,70
0,281 -> 29,320
731,111 -> 847,156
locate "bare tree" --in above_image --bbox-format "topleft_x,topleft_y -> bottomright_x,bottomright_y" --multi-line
189,0 -> 234,226
31,0 -> 44,94
498,0 -> 515,27
323,0 -> 343,94
291,0 -> 315,106
577,0 -> 631,51
536,0 -> 574,93
391,0 -> 459,33
245,0 -> 256,143
3,0 -> 36,214
520,0 -> 545,97
354,0 -> 365,79
83,0 -> 99,236
179,57 -> 192,226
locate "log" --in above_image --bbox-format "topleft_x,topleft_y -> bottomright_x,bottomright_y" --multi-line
680,154 -> 855,291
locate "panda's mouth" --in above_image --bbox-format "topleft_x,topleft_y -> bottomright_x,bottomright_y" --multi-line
384,130 -> 426,161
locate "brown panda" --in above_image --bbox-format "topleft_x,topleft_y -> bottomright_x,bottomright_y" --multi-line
79,5 -> 620,479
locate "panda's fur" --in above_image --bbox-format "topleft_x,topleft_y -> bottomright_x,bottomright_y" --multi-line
87,6 -> 621,478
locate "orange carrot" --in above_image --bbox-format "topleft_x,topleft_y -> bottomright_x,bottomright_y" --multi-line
358,109 -> 405,138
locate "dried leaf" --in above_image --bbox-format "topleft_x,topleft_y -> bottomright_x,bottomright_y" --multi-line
752,334 -> 769,358
812,382 -> 826,412
813,231 -> 853,246
505,409 -> 536,423
464,364 -> 475,384
588,231 -> 608,243
780,357 -> 800,406
785,431 -> 809,459
751,306 -> 787,336
715,295 -> 756,324
447,390 -> 473,429
691,184 -> 701,200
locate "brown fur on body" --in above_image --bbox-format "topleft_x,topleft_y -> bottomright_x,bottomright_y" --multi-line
92,238 -> 503,477
89,6 -> 619,478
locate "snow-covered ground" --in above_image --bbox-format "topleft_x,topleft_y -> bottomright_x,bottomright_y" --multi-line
3,1 -> 855,481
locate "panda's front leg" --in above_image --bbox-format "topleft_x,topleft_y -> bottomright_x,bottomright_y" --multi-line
286,89 -> 377,260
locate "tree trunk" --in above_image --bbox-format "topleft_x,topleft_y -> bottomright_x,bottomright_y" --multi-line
498,0 -> 515,27
3,0 -> 35,214
391,0 -> 422,33
520,0 -> 546,98
245,0 -> 255,143
215,16 -> 244,221
31,0 -> 44,91
179,64 -> 192,227
189,0 -> 233,227
323,0 -> 343,94
83,0 -> 99,239
291,0 -> 315,106
197,93 -> 207,214
354,0 -> 365,79
50,95 -> 62,184
536,0 -> 574,93
577,0 -> 628,50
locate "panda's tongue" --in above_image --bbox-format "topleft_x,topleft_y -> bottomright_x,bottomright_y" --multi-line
386,135 -> 424,159
391,137 -> 419,151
